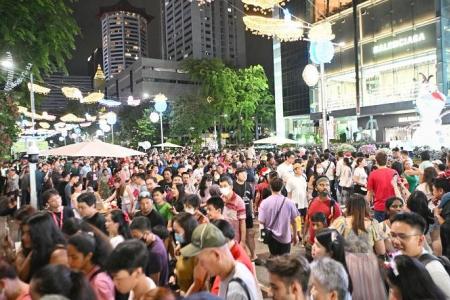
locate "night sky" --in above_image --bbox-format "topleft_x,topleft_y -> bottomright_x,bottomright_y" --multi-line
65,0 -> 273,84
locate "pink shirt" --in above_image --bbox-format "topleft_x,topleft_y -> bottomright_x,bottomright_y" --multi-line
223,192 -> 246,242
87,266 -> 115,300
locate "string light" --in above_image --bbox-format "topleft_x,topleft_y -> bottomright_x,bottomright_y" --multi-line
154,93 -> 168,102
243,15 -> 304,42
242,0 -> 287,13
39,122 -> 50,129
27,83 -> 51,95
60,113 -> 85,123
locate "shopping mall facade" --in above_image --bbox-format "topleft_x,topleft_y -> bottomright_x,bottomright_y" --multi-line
284,0 -> 450,146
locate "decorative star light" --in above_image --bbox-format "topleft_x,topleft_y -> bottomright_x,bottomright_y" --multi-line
61,87 -> 83,100
27,83 -> 51,95
99,99 -> 121,107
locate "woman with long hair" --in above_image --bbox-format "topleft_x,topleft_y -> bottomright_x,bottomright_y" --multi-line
67,232 -> 114,300
171,183 -> 186,213
106,177 -> 135,214
387,255 -> 446,300
307,159 -> 323,200
30,264 -> 96,300
105,209 -> 132,248
331,194 -> 387,300
417,166 -> 438,200
23,212 -> 67,282
71,181 -> 83,211
339,157 -> 353,205
407,190 -> 435,234
197,174 -> 213,205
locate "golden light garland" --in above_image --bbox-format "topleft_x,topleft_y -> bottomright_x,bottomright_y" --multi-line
85,114 -> 97,122
27,83 -> 51,95
61,87 -> 83,100
60,113 -> 85,123
82,92 -> 104,104
242,0 -> 287,13
39,122 -> 50,129
41,111 -> 56,121
243,15 -> 304,42
17,106 -> 28,114
154,93 -> 168,102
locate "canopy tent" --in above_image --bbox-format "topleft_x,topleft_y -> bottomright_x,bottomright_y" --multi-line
154,142 -> 183,148
253,136 -> 300,145
41,140 -> 145,158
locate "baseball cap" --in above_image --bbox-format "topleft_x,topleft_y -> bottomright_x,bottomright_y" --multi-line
180,224 -> 227,257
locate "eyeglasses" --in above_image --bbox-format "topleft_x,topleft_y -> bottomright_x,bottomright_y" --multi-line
390,232 -> 421,241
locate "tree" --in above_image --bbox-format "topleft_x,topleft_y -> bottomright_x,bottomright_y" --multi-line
0,0 -> 80,158
171,59 -> 274,146
118,108 -> 157,148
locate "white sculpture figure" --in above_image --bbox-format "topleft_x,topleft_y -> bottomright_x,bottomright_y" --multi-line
413,73 -> 446,150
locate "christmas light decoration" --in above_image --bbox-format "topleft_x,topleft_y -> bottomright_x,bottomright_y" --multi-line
82,92 -> 104,104
85,113 -> 97,122
99,99 -> 121,107
60,113 -> 85,123
27,83 -> 51,95
242,0 -> 287,12
243,15 -> 304,42
127,96 -> 141,106
302,64 -> 320,87
61,87 -> 83,100
41,111 -> 56,121
39,122 -> 50,129
308,21 -> 334,42
17,106 -> 27,113
80,122 -> 92,128
154,93 -> 168,102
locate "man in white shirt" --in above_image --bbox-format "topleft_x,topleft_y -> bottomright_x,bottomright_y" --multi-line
321,153 -> 336,200
286,162 -> 308,216
277,151 -> 295,183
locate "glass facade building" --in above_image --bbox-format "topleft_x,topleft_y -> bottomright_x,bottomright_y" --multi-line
285,0 -> 450,143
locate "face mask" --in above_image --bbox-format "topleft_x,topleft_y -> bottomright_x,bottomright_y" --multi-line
184,207 -> 195,214
174,233 -> 185,244
219,187 -> 230,196
319,190 -> 329,198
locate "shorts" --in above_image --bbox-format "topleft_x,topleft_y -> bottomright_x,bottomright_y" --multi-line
298,208 -> 307,217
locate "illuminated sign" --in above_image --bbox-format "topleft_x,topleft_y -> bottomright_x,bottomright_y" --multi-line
373,32 -> 426,54
398,116 -> 420,123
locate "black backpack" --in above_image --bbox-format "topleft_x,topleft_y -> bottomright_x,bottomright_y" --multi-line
419,253 -> 450,276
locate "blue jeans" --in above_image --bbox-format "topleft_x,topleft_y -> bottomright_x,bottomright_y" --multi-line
374,210 -> 386,222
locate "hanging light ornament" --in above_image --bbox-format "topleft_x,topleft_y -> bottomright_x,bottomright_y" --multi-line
85,113 -> 97,122
99,99 -> 121,107
41,111 -> 56,121
61,87 -> 83,100
308,21 -> 335,42
17,106 -> 28,114
302,64 -> 320,87
194,0 -> 213,5
60,113 -> 85,123
27,83 -> 51,95
82,92 -> 104,104
243,15 -> 304,42
39,122 -> 50,129
127,96 -> 141,106
80,122 -> 92,128
242,0 -> 287,13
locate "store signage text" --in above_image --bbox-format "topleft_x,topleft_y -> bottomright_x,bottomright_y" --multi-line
398,116 -> 420,123
373,32 -> 426,55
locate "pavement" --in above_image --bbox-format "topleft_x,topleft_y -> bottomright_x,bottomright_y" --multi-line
252,228 -> 304,299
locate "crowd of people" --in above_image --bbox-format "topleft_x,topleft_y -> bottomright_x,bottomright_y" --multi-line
0,146 -> 449,300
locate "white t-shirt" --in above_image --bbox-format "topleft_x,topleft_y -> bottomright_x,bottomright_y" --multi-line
110,235 -> 125,249
128,277 -> 156,300
219,262 -> 262,300
353,167 -> 368,186
277,162 -> 294,182
422,250 -> 450,299
321,160 -> 335,181
286,175 -> 308,209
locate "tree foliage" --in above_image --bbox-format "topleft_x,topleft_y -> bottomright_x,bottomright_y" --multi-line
170,59 -> 274,145
118,108 -> 157,148
0,0 -> 80,158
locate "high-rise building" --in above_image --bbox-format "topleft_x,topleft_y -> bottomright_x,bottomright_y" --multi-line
162,0 -> 246,67
99,0 -> 153,78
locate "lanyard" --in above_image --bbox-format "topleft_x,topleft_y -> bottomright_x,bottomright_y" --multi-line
52,210 -> 64,229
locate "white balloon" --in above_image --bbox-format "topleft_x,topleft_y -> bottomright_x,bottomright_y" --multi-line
302,64 -> 320,87
149,112 -> 160,123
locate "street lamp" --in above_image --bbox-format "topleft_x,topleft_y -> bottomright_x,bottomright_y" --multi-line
106,112 -> 117,144
154,93 -> 168,150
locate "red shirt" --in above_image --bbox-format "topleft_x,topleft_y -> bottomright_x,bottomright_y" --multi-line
210,242 -> 255,295
367,167 -> 396,212
306,197 -> 342,244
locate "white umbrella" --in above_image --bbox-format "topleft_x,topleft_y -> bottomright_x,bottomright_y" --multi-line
154,142 -> 183,148
253,136 -> 300,145
41,139 -> 145,157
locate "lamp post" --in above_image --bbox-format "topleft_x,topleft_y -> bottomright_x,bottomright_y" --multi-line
154,93 -> 168,150
106,112 -> 117,144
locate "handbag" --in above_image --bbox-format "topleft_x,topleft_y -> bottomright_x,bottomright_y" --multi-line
261,197 -> 286,244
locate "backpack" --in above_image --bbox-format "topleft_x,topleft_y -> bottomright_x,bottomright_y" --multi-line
419,253 -> 450,276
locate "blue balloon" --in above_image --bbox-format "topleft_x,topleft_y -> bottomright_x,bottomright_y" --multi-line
309,41 -> 335,64
154,100 -> 167,113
